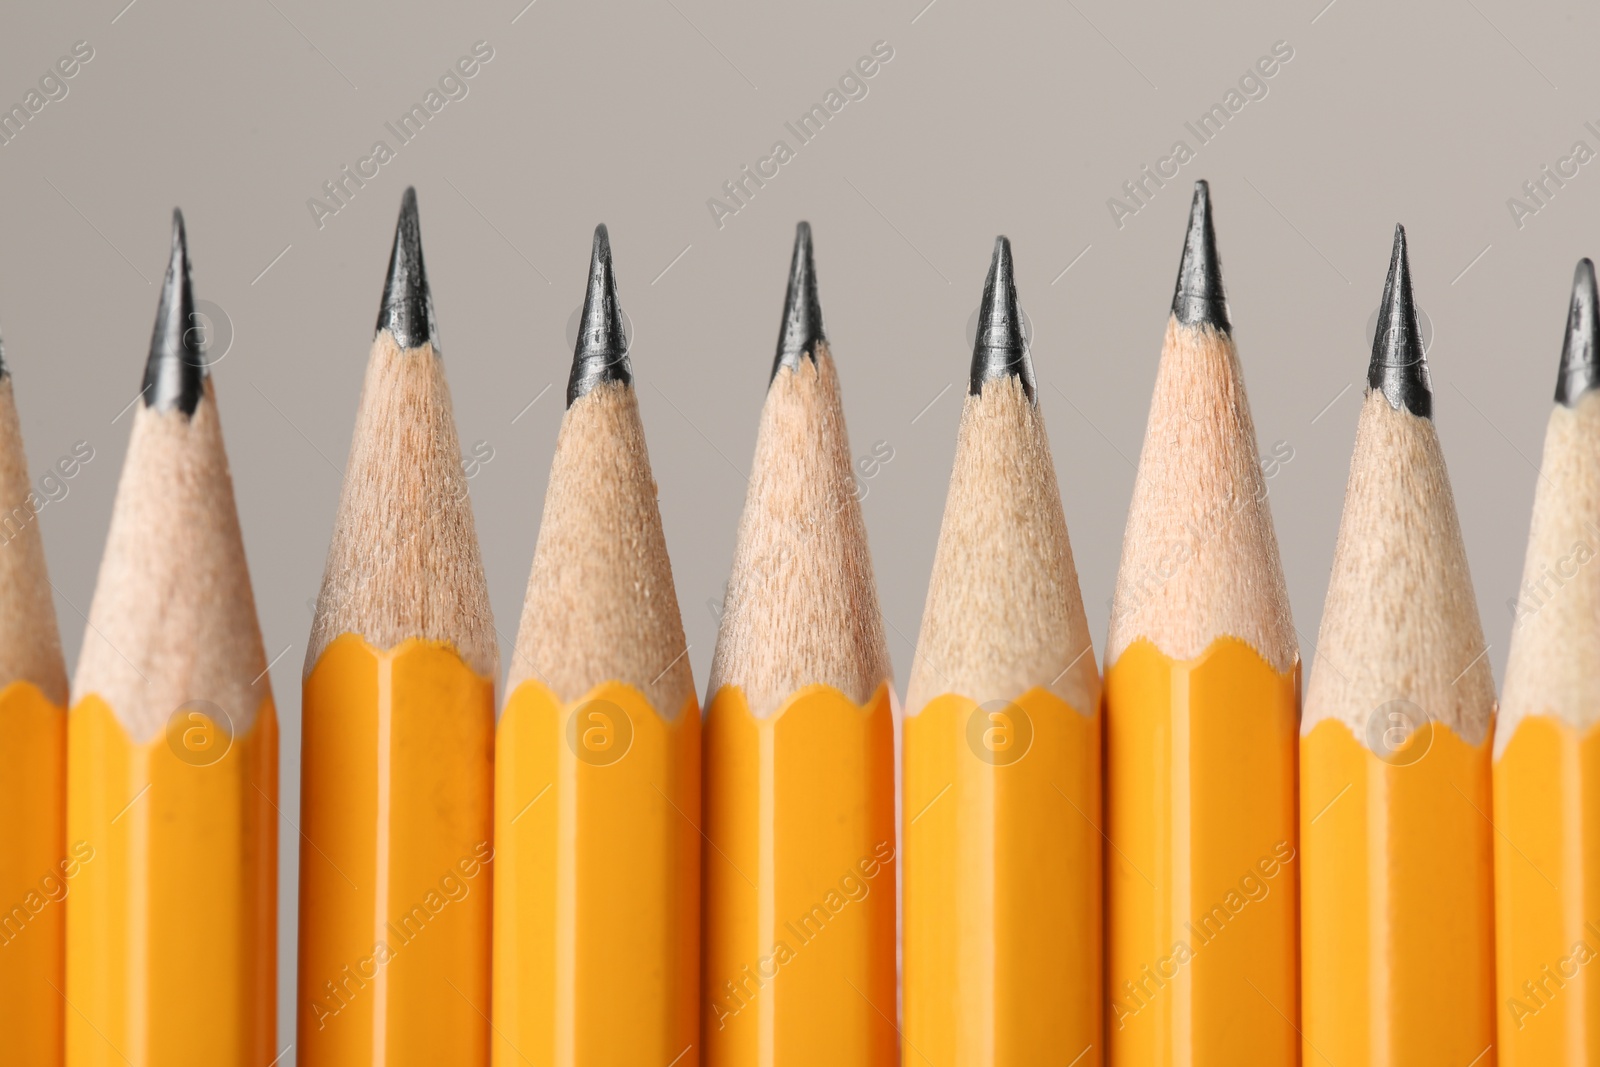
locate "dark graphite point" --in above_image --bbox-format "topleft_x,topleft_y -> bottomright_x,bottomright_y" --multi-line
772,221 -> 825,382
1369,224 -> 1432,419
1171,180 -> 1229,331
143,209 -> 205,415
376,187 -> 438,350
970,235 -> 1035,401
1555,258 -> 1599,407
567,223 -> 632,406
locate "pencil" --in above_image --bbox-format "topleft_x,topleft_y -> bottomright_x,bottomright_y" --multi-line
0,336 -> 71,1064
1493,258 -> 1600,1064
1104,181 -> 1301,1062
1300,225 -> 1497,1064
492,225 -> 700,1065
65,210 -> 277,1064
701,222 -> 896,1065
297,188 -> 498,1065
901,236 -> 1102,1066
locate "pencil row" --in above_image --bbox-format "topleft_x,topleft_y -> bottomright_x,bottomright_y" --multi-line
1,180 -> 1593,1066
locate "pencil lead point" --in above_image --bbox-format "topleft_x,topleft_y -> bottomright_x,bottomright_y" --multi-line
143,208 -> 205,415
1172,180 -> 1229,331
1368,224 -> 1432,418
1556,258 -> 1599,407
567,223 -> 632,405
376,187 -> 438,351
772,221 -> 825,382
970,235 -> 1035,400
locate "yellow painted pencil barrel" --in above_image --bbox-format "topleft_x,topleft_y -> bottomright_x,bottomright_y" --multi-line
495,682 -> 700,1063
67,695 -> 278,1064
1492,263 -> 1600,1065
1494,720 -> 1600,1061
0,681 -> 69,1062
297,637 -> 494,1061
903,689 -> 1100,1063
1301,716 -> 1494,1062
1105,640 -> 1300,1060
702,683 -> 897,1063
0,369 -> 70,1066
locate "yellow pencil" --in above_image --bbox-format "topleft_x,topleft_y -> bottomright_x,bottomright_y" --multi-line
702,222 -> 897,1065
492,225 -> 700,1065
1104,181 -> 1301,1063
297,189 -> 498,1065
66,211 -> 277,1065
0,335 -> 71,1065
902,236 -> 1102,1065
1300,225 -> 1497,1065
1493,258 -> 1600,1064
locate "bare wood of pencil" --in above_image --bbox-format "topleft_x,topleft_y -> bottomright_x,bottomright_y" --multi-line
76,211 -> 268,741
0,353 -> 66,707
905,235 -> 1096,716
706,222 -> 890,715
1498,257 -> 1600,752
1105,185 -> 1296,673
305,190 -> 496,678
1302,226 -> 1495,741
506,221 -> 693,715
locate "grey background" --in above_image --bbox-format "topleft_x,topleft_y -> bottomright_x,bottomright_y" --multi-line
3,0 -> 1596,1058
